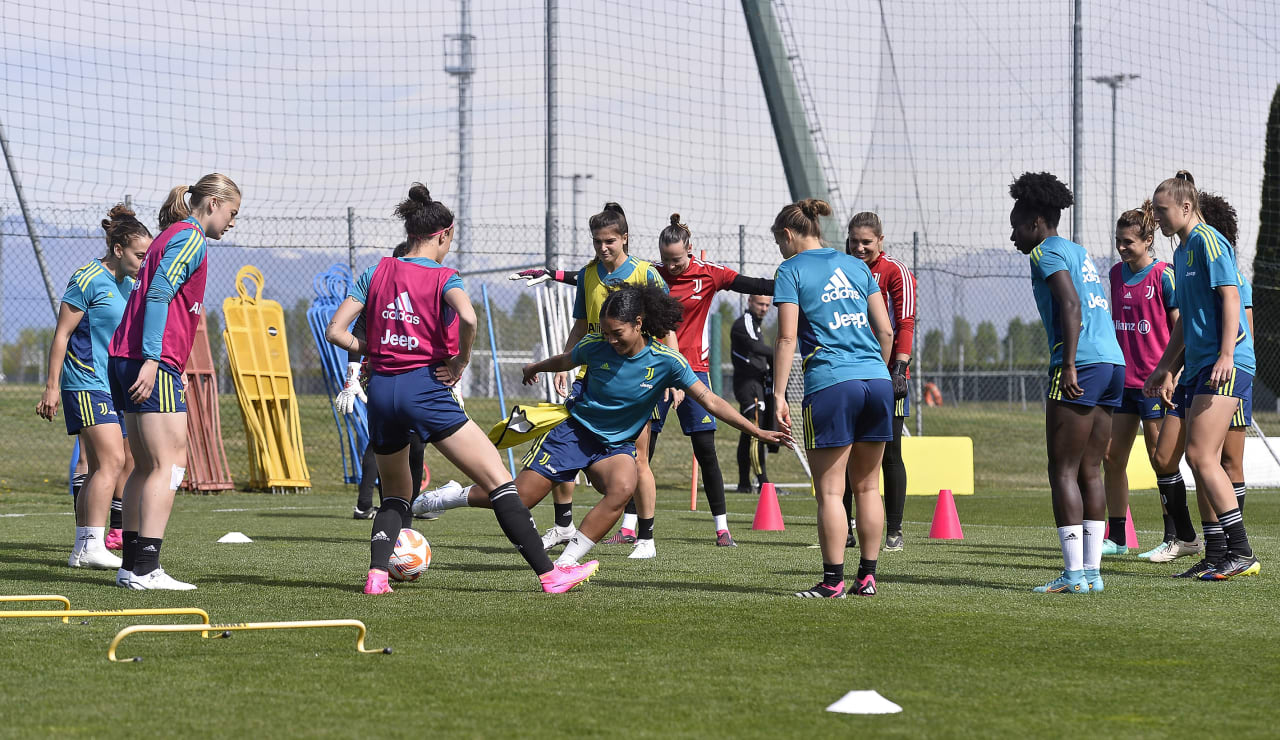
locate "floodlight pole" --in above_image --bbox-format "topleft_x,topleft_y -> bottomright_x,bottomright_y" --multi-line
0,117 -> 58,320
1071,0 -> 1083,243
446,0 -> 475,272
1091,74 -> 1139,255
544,0 -> 557,270
555,173 -> 592,263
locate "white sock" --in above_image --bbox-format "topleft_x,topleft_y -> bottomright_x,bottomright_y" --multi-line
620,513 -> 638,532
73,526 -> 86,551
713,514 -> 729,532
556,532 -> 596,566
1082,520 -> 1104,571
85,526 -> 106,551
1057,525 -> 1084,572
440,485 -> 473,510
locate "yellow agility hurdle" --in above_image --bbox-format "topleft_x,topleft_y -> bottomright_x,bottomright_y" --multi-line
0,607 -> 212,635
108,619 -> 391,662
0,595 -> 71,621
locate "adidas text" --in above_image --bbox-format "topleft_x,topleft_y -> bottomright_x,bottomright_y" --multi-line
381,308 -> 421,325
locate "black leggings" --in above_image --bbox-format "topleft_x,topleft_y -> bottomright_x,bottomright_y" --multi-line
843,416 -> 905,532
357,434 -> 426,510
640,429 -> 728,517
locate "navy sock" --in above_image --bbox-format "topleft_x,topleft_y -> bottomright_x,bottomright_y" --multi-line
822,561 -> 844,587
1219,508 -> 1252,558
637,517 -> 655,541
554,502 -> 573,529
369,498 -> 408,571
133,537 -> 163,576
121,530 -> 140,571
1232,482 -> 1246,514
109,499 -> 123,530
487,482 -> 555,575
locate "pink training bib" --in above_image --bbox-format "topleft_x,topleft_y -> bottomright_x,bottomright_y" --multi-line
363,257 -> 460,373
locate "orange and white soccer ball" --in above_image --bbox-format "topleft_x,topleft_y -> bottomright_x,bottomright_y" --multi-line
388,528 -> 431,581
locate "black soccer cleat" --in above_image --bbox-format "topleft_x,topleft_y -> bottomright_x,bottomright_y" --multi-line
1172,558 -> 1217,579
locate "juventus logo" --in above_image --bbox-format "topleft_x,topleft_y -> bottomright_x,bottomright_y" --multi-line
1145,285 -> 1155,300
644,367 -> 655,381
692,278 -> 704,294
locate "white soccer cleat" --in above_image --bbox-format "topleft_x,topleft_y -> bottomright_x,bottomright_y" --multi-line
1143,537 -> 1203,563
410,480 -> 462,517
541,525 -> 576,550
126,568 -> 197,591
73,546 -> 122,570
628,539 -> 657,559
115,568 -> 135,588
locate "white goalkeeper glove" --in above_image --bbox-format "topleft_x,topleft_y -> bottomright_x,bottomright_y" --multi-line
335,362 -> 367,414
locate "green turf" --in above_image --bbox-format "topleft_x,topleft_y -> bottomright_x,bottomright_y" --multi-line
2,386 -> 1278,737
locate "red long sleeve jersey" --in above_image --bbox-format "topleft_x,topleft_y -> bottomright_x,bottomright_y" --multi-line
866,252 -> 917,373
657,258 -> 738,373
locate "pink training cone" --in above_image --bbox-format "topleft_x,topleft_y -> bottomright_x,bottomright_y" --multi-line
1104,506 -> 1141,549
751,482 -> 785,531
928,489 -> 964,540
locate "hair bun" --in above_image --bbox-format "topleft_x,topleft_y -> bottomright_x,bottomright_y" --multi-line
1175,170 -> 1195,185
408,182 -> 432,205
604,201 -> 625,216
669,213 -> 681,226
798,198 -> 832,220
102,203 -> 138,231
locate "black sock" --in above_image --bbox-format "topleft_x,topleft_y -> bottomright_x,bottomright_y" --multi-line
133,537 -> 163,576
691,432 -> 726,517
822,561 -> 844,587
1108,517 -> 1127,544
71,473 -> 86,512
1202,522 -> 1227,564
843,484 -> 854,534
857,558 -> 878,579
369,498 -> 408,571
1232,482 -> 1246,514
408,435 -> 426,495
883,419 -> 906,532
487,482 -> 554,575
1162,513 -> 1176,543
624,498 -> 637,516
1157,473 -> 1196,542
637,517 -> 655,541
1218,508 -> 1252,558
357,445 -> 378,511
554,502 -> 574,529
121,530 -> 140,571
109,500 -> 123,530
736,432 -> 752,489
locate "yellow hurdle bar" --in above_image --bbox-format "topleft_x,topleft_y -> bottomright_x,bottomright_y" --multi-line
108,619 -> 390,662
0,595 -> 71,621
0,607 -> 211,634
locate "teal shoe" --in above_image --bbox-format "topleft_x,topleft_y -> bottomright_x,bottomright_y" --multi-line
1083,568 -> 1104,593
1100,539 -> 1128,556
1033,570 -> 1089,594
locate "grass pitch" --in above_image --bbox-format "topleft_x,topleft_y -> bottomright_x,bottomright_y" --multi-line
1,387 -> 1277,737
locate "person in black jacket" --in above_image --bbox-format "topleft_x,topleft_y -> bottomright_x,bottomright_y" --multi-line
731,294 -> 775,492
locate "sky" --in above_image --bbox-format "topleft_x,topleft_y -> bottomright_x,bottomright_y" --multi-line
2,0 -> 1278,345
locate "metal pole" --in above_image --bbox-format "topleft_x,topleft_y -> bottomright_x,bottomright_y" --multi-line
912,230 -> 921,436
347,207 -> 356,276
572,174 -> 580,262
0,118 -> 58,320
738,224 -> 746,313
1071,0 -> 1082,242
1110,84 -> 1117,247
446,0 -> 474,272
544,0 -> 557,270
0,204 -> 5,358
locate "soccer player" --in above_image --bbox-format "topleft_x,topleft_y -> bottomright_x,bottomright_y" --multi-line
108,175 -> 240,590
845,212 -> 916,552
1009,172 -> 1125,595
771,199 -> 894,598
37,204 -> 149,569
326,183 -> 597,595
1099,202 -> 1179,556
412,284 -> 789,570
1146,179 -> 1258,579
731,294 -> 775,493
652,214 -> 775,546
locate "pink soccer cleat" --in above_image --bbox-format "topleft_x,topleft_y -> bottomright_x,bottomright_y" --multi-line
363,568 -> 394,595
104,528 -> 124,551
539,560 -> 599,594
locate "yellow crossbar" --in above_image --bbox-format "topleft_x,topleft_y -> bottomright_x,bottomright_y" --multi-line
0,607 -> 210,634
108,619 -> 390,662
0,595 -> 71,620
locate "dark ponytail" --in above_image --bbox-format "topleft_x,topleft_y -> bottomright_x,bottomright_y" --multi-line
600,284 -> 683,339
1197,191 -> 1238,246
659,213 -> 691,248
101,203 -> 152,259
394,183 -> 454,241
588,201 -> 628,236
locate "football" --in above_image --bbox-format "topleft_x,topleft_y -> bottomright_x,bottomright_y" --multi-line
387,528 -> 431,581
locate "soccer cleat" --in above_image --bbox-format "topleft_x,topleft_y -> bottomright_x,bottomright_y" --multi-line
1033,570 -> 1088,594
410,480 -> 463,518
884,531 -> 904,552
1100,539 -> 1128,556
1172,559 -> 1217,579
352,506 -> 377,520
1201,554 -> 1260,581
1144,537 -> 1202,563
734,484 -> 753,493
127,568 -> 197,591
849,574 -> 877,596
114,568 -> 134,588
104,528 -> 123,551
628,538 -> 657,559
410,500 -> 440,521
1083,568 -> 1104,593
603,528 -> 637,545
69,546 -> 122,570
363,568 -> 394,595
541,525 -> 576,550
715,530 -> 737,547
1137,540 -> 1173,560
845,532 -> 858,549
540,560 -> 600,593
794,581 -> 846,598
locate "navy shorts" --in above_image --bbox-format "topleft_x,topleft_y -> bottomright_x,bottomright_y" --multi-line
1046,363 -> 1123,408
894,385 -> 911,419
520,416 -> 636,483
801,378 -> 894,449
1166,383 -> 1190,420
1116,387 -> 1165,420
1233,392 -> 1252,428
366,364 -> 470,454
61,389 -> 123,436
651,371 -> 716,435
109,357 -> 186,414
